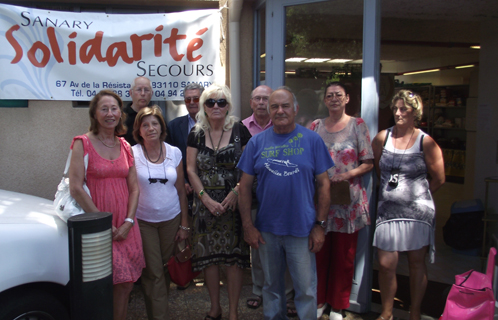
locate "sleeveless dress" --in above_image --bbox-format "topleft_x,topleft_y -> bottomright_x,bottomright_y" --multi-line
71,135 -> 145,283
187,126 -> 251,272
372,128 -> 436,262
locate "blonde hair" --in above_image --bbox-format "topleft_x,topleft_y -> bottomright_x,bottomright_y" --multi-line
390,89 -> 424,122
193,83 -> 238,134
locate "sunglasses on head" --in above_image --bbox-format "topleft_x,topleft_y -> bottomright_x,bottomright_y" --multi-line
205,99 -> 228,108
148,178 -> 168,184
184,97 -> 200,103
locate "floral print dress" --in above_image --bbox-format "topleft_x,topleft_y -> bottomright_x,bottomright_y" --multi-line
310,117 -> 374,234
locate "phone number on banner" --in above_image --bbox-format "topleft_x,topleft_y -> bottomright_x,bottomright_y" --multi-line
54,80 -> 213,100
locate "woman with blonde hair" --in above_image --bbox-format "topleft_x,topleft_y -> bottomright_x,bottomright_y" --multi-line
371,90 -> 445,320
187,84 -> 251,320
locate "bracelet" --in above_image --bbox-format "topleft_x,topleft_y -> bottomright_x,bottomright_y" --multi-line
179,225 -> 190,231
231,188 -> 239,196
124,218 -> 135,226
198,189 -> 205,198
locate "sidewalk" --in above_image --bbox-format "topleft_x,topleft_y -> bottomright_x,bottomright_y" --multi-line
126,267 -> 439,320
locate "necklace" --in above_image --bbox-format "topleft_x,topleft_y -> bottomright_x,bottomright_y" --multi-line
207,129 -> 225,154
97,135 -> 117,148
388,127 -> 415,188
145,149 -> 168,184
143,144 -> 162,163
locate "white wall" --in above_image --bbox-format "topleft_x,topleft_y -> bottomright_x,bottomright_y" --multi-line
0,101 -> 88,200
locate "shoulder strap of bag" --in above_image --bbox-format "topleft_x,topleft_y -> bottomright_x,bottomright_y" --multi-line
419,132 -> 425,152
383,128 -> 391,147
64,137 -> 89,179
233,122 -> 242,162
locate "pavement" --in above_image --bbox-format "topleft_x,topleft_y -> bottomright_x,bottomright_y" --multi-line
125,267 -> 438,320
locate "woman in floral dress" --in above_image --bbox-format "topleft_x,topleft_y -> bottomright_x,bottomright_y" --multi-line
310,82 -> 374,320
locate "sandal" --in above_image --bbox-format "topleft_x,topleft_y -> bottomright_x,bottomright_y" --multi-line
286,299 -> 297,318
204,313 -> 222,320
246,294 -> 262,309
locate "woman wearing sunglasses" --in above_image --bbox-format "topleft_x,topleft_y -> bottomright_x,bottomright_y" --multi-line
131,106 -> 190,320
187,84 -> 251,320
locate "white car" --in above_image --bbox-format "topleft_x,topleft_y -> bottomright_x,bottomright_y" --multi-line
0,189 -> 70,320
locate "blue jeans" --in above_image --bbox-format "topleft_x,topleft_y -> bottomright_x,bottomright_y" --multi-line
259,232 -> 317,320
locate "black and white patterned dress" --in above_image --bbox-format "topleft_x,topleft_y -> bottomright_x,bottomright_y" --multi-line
187,125 -> 251,271
372,128 -> 436,262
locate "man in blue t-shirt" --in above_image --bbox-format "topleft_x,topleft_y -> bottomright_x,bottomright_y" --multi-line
238,87 -> 333,319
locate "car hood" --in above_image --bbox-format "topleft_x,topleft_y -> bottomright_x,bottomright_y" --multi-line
0,189 -> 70,292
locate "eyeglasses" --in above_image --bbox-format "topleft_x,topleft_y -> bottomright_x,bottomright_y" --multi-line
134,87 -> 151,94
185,97 -> 200,103
205,99 -> 228,108
252,96 -> 269,102
148,178 -> 168,184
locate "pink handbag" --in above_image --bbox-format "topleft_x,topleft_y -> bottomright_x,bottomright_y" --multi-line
440,248 -> 496,320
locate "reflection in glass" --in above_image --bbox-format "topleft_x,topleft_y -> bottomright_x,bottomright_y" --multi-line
284,1 -> 363,127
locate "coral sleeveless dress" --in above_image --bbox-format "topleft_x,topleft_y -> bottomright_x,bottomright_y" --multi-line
71,135 -> 145,284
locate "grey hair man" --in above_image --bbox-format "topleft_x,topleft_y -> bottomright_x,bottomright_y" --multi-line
237,87 -> 333,319
122,76 -> 154,145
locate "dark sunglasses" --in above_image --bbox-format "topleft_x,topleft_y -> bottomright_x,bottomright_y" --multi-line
184,97 -> 200,103
205,99 -> 228,108
148,178 -> 168,184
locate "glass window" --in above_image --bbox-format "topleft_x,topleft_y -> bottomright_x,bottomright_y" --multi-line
284,0 -> 363,127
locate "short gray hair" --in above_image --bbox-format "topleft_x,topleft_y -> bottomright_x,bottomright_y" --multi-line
269,86 -> 298,112
184,83 -> 205,95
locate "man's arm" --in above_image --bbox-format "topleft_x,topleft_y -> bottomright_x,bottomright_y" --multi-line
238,172 -> 265,249
309,171 -> 330,253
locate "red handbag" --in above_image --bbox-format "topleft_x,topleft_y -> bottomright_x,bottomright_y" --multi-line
166,239 -> 201,287
440,248 -> 496,320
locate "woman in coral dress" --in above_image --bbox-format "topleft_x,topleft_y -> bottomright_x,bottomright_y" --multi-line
69,90 -> 145,320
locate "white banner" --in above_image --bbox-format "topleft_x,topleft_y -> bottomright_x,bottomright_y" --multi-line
0,4 -> 221,101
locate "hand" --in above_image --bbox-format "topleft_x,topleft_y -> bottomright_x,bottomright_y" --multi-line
243,225 -> 265,249
330,172 -> 350,184
221,190 -> 238,212
308,225 -> 325,253
113,221 -> 132,241
175,228 -> 189,242
201,195 -> 225,217
185,183 -> 193,195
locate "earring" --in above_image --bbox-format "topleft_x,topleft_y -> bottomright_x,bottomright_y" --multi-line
226,111 -> 228,115
204,111 -> 207,116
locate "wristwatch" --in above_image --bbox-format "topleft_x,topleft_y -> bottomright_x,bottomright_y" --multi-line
315,220 -> 326,229
124,218 -> 135,226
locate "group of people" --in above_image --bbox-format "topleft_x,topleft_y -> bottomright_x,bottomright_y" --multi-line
67,75 -> 445,320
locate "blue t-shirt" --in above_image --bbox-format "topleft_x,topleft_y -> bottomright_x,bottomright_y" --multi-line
237,125 -> 334,237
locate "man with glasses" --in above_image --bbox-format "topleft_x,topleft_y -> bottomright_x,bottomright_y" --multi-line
242,85 -> 273,136
122,76 -> 155,145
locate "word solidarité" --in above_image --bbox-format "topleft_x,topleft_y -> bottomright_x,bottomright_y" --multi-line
6,25 -> 209,68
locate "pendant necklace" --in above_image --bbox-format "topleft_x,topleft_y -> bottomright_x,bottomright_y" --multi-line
97,135 -> 117,148
207,129 -> 224,155
388,127 -> 415,188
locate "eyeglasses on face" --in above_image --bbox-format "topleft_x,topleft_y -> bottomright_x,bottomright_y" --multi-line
252,96 -> 269,102
148,178 -> 168,184
185,97 -> 200,103
205,99 -> 228,108
134,87 -> 152,94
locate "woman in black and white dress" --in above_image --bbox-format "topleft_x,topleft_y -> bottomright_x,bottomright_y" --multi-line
371,90 -> 445,320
